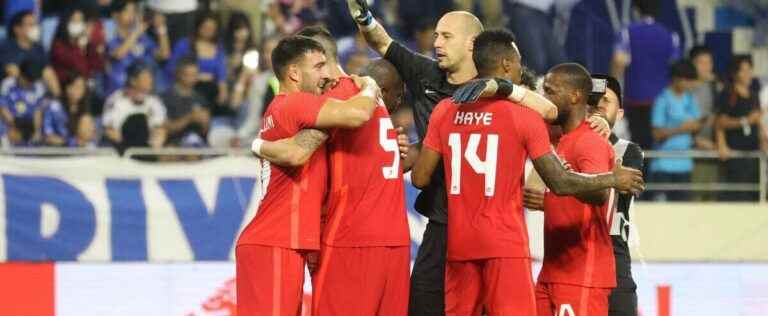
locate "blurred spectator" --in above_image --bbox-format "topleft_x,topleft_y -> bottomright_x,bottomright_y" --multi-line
454,0 -> 503,28
41,98 -> 70,146
689,45 -> 719,201
224,11 -> 255,86
2,0 -> 38,30
1,10 -> 61,96
219,0 -> 264,46
70,114 -> 99,148
102,62 -> 167,152
265,0 -> 322,35
345,52 -> 370,75
61,75 -> 96,131
234,34 -> 280,146
407,18 -> 436,58
0,59 -> 46,146
51,9 -> 107,83
715,55 -> 766,202
507,0 -> 565,74
162,57 -> 210,147
148,0 -> 198,46
612,0 -> 680,149
650,60 -> 701,202
166,12 -> 228,112
397,0 -> 452,39
106,0 -> 170,94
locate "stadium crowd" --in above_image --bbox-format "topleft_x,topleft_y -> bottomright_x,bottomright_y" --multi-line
0,0 -> 766,201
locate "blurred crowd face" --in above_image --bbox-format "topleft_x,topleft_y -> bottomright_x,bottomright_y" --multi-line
77,115 -> 97,143
262,37 -> 279,72
198,18 -> 218,42
65,77 -> 87,106
734,60 -> 754,87
178,64 -> 200,88
15,13 -> 40,42
234,27 -> 249,45
130,70 -> 154,94
115,2 -> 137,27
594,88 -> 623,127
692,52 -> 714,81
433,14 -> 473,72
296,51 -> 330,95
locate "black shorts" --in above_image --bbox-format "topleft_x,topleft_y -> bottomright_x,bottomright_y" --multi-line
609,286 -> 638,316
408,221 -> 447,316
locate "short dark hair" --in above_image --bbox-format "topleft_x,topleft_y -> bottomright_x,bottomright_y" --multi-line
549,63 -> 593,97
193,11 -> 219,41
8,10 -> 34,39
689,45 -> 712,60
297,26 -> 338,61
126,61 -> 151,83
272,36 -> 326,81
669,59 -> 698,80
176,56 -> 198,74
111,0 -> 137,14
472,29 -> 519,77
727,54 -> 753,80
19,59 -> 43,82
634,0 -> 660,18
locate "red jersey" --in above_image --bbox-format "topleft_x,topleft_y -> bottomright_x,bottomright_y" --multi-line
237,92 -> 329,250
538,121 -> 617,288
423,98 -> 552,261
321,77 -> 410,247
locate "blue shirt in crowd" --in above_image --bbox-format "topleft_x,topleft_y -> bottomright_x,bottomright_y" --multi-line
650,88 -> 701,173
616,18 -> 680,105
0,40 -> 48,72
42,99 -> 69,141
165,38 -> 227,85
106,33 -> 158,94
0,78 -> 46,120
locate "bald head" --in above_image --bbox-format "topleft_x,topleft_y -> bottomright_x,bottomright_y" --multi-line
440,11 -> 483,37
360,59 -> 404,113
548,63 -> 592,98
434,11 -> 484,74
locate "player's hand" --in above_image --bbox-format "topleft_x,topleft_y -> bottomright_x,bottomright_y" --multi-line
523,188 -> 545,211
396,127 -> 409,159
347,0 -> 373,25
452,79 -> 498,104
611,159 -> 645,196
587,115 -> 611,138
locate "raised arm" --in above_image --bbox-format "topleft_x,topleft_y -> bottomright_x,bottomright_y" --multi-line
346,0 -> 393,56
314,77 -> 381,128
252,129 -> 329,167
532,153 -> 645,196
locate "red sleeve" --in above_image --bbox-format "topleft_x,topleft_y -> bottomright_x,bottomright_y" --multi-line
572,133 -> 614,173
423,100 -> 451,153
517,107 -> 552,160
51,41 -> 89,79
281,92 -> 329,129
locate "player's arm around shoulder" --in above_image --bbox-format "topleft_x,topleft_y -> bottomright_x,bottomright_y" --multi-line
314,76 -> 381,129
251,129 -> 329,167
571,133 -> 616,205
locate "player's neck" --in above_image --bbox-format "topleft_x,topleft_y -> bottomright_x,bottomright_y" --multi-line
563,105 -> 588,134
447,62 -> 477,85
279,81 -> 300,94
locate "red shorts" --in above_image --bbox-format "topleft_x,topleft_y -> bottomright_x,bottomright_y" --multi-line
535,282 -> 612,316
445,257 -> 536,316
236,244 -> 306,316
311,245 -> 410,316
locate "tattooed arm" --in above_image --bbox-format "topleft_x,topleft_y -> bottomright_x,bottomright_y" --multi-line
252,129 -> 329,167
532,154 -> 645,196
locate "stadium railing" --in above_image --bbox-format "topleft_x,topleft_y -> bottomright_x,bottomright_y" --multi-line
1,147 -> 766,202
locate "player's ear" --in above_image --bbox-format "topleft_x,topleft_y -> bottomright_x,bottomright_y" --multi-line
287,64 -> 300,83
467,35 -> 476,52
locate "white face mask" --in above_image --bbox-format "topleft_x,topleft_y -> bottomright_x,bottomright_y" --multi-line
27,26 -> 41,42
68,22 -> 86,37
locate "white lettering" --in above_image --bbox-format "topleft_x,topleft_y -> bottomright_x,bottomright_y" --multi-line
483,113 -> 493,125
453,112 -> 493,126
463,112 -> 473,125
454,112 -> 466,125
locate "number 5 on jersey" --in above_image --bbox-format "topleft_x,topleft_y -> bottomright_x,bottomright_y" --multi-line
379,118 -> 400,179
448,133 -> 498,196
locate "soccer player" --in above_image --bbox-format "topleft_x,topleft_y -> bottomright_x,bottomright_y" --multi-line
252,26 -> 412,315
534,64 -> 620,316
345,2 -> 560,312
235,35 -> 382,316
525,74 -> 644,316
410,31 -> 645,316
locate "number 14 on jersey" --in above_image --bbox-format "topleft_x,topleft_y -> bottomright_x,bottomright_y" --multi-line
448,133 -> 499,197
